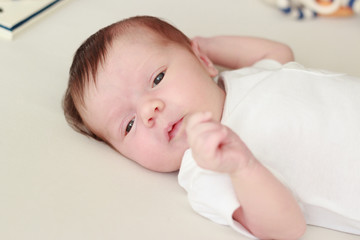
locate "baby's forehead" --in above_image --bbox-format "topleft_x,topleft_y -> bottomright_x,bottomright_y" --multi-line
89,33 -> 165,86
88,25 -> 184,93
112,28 -> 167,49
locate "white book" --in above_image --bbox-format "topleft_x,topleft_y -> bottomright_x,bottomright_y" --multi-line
0,0 -> 67,40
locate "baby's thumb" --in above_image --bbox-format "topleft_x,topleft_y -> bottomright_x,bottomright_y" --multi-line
185,112 -> 212,133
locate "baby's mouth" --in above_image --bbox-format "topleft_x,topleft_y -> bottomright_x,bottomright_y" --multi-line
167,117 -> 184,141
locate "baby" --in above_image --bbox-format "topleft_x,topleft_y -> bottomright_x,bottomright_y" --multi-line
63,16 -> 360,239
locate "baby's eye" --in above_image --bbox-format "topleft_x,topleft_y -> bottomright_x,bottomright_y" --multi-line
153,72 -> 165,87
125,118 -> 135,135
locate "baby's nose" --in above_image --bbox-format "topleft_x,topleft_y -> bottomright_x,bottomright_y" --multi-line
139,99 -> 165,128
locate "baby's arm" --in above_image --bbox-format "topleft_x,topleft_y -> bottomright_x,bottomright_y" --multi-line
192,36 -> 294,69
186,112 -> 306,240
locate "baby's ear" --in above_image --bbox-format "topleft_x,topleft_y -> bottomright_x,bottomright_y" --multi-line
191,39 -> 218,77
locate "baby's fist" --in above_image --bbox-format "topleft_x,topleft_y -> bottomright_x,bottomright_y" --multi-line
185,112 -> 254,174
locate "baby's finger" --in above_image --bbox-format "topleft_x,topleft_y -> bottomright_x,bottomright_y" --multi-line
193,126 -> 227,151
185,112 -> 212,134
190,126 -> 229,167
187,121 -> 223,146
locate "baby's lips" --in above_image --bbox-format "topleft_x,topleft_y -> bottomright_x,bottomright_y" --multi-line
167,117 -> 185,141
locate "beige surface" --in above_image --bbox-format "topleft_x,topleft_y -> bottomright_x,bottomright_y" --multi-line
1,0 -> 359,239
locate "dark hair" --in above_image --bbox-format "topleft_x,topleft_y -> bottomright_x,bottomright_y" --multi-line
62,16 -> 192,141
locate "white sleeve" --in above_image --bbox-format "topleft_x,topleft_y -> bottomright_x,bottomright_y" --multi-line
178,149 -> 258,239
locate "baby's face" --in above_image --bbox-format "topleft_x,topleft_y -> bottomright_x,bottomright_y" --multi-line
81,35 -> 224,172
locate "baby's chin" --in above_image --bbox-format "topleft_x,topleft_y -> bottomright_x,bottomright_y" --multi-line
125,144 -> 188,173
137,153 -> 184,173
142,159 -> 182,173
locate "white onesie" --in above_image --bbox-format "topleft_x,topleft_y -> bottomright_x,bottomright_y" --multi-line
178,59 -> 360,239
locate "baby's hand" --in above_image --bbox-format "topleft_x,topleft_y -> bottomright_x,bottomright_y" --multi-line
185,112 -> 255,174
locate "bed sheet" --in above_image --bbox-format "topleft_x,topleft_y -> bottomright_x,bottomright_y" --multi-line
1,0 -> 359,239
